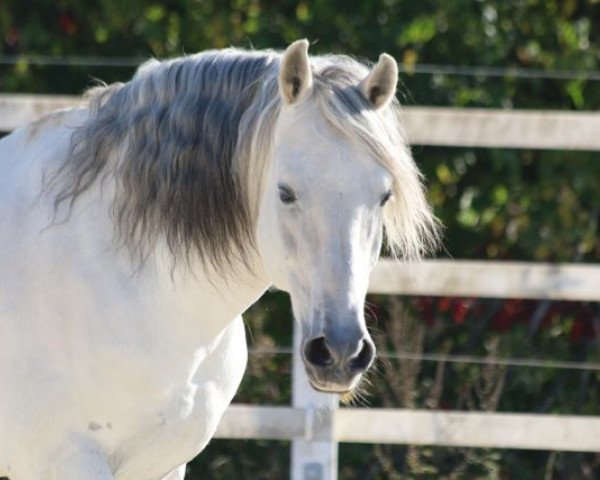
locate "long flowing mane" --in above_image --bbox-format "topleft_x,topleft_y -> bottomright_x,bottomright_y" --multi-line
52,47 -> 438,269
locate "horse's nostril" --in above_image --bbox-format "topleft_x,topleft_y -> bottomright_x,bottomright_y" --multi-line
304,337 -> 334,367
350,338 -> 375,372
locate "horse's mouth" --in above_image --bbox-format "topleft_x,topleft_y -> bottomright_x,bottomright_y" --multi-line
307,378 -> 354,395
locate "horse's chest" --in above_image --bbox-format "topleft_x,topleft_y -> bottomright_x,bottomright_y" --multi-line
104,319 -> 248,480
110,384 -> 220,480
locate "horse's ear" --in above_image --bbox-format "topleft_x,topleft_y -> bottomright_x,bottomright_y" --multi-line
359,53 -> 398,109
279,39 -> 313,105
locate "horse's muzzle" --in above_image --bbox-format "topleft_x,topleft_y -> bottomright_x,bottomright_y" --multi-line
302,334 -> 375,392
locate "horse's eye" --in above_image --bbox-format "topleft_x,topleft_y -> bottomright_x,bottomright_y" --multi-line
380,189 -> 393,207
278,185 -> 297,205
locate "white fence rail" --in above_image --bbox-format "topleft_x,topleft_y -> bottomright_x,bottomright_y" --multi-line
3,94 -> 600,479
0,93 -> 80,132
2,93 -> 600,150
371,259 -> 600,301
216,405 -> 600,452
402,107 -> 600,150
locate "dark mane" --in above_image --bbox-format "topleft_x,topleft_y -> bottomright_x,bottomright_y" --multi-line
53,50 -> 278,268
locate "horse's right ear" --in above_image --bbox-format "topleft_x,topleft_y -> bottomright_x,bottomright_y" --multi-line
279,39 -> 313,105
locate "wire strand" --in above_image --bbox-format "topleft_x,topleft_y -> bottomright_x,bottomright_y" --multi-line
399,63 -> 600,81
0,54 -> 144,67
248,347 -> 600,371
1,54 -> 600,81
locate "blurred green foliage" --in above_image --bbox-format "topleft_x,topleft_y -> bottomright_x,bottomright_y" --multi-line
2,0 -> 600,478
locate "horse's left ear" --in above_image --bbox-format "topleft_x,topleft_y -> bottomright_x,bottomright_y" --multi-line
279,39 -> 313,105
359,53 -> 398,109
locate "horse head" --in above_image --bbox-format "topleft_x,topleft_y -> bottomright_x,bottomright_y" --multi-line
256,40 -> 434,394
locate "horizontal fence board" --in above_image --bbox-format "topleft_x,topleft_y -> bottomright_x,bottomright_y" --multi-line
216,405 -> 600,452
215,405 -> 305,440
370,259 -> 600,301
403,107 -> 600,150
2,94 -> 600,150
0,94 -> 81,132
335,408 -> 600,452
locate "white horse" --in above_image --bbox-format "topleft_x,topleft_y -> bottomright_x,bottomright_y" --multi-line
0,40 -> 438,479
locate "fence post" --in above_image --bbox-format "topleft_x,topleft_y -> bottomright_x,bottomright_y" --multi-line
291,320 -> 339,480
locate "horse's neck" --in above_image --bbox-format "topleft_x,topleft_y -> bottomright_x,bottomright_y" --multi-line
147,245 -> 270,343
39,110 -> 270,346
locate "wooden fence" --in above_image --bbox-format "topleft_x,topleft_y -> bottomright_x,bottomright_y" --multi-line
3,94 -> 600,479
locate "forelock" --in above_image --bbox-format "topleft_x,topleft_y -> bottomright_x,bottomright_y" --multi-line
310,57 -> 440,259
